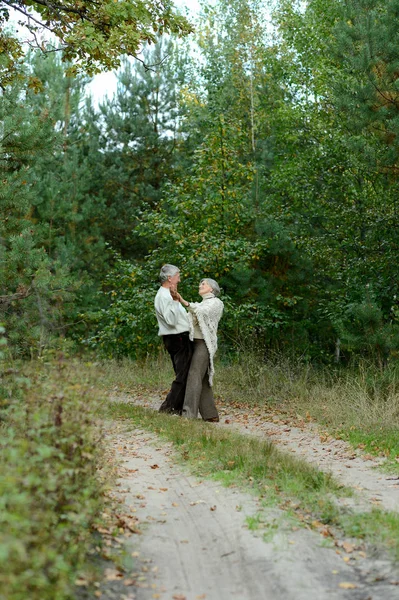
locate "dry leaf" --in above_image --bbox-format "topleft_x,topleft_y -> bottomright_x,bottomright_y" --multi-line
172,502 -> 179,507
172,595 -> 186,600
311,520 -> 324,529
342,542 -> 354,553
339,582 -> 357,589
124,579 -> 136,586
196,595 -> 207,599
105,569 -> 124,581
150,464 -> 159,469
210,505 -> 217,511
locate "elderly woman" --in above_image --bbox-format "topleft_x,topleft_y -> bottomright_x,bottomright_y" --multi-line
173,278 -> 223,422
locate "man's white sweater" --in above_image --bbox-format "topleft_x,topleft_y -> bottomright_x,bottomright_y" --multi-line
154,286 -> 190,336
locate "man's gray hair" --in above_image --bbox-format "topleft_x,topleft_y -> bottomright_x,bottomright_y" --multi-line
159,264 -> 180,283
201,278 -> 221,297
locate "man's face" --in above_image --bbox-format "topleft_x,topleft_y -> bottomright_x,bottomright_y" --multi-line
169,271 -> 180,287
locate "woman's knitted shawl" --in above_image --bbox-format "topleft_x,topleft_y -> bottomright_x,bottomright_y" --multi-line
188,295 -> 224,386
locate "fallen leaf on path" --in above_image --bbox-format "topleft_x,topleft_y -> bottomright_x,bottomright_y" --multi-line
172,595 -> 186,600
104,569 -> 124,581
342,557 -> 350,563
342,542 -> 355,554
172,502 -> 179,507
196,595 -> 207,599
123,579 -> 136,586
75,577 -> 89,586
339,582 -> 357,589
311,520 -> 324,529
210,505 -> 217,511
150,464 -> 159,469
159,487 -> 168,492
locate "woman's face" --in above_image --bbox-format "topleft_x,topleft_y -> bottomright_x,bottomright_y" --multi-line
199,280 -> 213,296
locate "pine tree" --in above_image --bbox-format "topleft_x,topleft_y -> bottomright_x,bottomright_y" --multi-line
92,37 -> 188,258
0,76 -> 75,355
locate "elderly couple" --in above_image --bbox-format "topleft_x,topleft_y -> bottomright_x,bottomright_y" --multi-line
154,264 -> 223,421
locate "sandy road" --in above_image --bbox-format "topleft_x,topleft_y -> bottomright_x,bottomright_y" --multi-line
105,422 -> 399,600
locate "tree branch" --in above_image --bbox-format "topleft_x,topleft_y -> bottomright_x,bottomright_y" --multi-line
0,285 -> 33,307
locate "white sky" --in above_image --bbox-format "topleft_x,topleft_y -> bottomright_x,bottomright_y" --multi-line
87,0 -> 201,104
7,1 -> 201,103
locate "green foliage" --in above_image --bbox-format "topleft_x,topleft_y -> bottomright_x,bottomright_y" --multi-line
335,293 -> 399,363
0,324 -> 6,360
85,255 -> 160,358
0,0 -> 193,85
0,75 -> 77,356
90,38 -> 187,258
0,361 -> 107,600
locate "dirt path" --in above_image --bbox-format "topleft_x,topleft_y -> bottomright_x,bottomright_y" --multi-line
112,391 -> 399,514
100,420 -> 399,600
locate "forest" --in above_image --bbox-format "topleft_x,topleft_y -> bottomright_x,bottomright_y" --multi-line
2,2 -> 399,599
2,0 -> 399,365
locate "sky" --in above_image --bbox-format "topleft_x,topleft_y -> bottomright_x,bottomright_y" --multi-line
87,0 -> 201,104
7,1 -> 201,103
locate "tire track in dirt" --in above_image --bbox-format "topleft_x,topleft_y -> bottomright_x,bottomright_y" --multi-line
101,407 -> 399,600
111,392 -> 399,514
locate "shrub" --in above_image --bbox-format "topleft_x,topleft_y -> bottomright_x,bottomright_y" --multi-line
0,360 -> 107,600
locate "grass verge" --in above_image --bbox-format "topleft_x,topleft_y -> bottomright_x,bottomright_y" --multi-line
109,401 -> 399,561
99,354 -> 399,473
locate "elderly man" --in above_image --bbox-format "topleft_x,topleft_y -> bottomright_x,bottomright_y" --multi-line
154,264 -> 193,414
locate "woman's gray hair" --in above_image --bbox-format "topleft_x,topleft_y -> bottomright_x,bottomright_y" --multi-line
159,264 -> 180,283
201,278 -> 221,297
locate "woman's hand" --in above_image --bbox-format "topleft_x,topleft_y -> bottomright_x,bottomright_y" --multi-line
170,287 -> 181,302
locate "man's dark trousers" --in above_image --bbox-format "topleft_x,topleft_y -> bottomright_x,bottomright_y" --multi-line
159,332 -> 193,414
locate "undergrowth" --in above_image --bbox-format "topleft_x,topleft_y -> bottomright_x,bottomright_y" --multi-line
0,359 -> 108,600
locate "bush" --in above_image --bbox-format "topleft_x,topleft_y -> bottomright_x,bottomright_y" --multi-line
0,360 -> 107,600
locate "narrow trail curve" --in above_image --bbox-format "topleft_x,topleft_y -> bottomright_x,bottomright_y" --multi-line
111,392 -> 399,514
104,419 -> 399,600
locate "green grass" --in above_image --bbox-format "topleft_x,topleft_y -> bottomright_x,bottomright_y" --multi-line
99,353 -> 399,473
338,427 -> 399,472
109,401 -> 399,560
